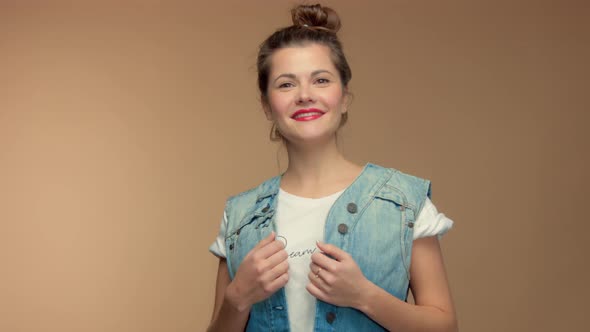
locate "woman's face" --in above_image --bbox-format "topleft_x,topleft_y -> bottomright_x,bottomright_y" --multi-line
264,43 -> 348,145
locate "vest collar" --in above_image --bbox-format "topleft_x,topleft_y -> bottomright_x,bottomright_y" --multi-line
255,163 -> 385,202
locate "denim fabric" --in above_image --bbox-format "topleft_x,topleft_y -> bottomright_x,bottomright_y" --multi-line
224,163 -> 431,331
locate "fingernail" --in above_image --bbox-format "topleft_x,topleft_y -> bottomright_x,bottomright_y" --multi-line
277,235 -> 287,248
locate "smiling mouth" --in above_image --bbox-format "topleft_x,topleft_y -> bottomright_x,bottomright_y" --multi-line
291,109 -> 325,121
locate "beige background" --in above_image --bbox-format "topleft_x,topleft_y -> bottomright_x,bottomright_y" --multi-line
1,1 -> 589,331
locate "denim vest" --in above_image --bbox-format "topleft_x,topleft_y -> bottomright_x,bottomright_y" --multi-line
224,163 -> 431,331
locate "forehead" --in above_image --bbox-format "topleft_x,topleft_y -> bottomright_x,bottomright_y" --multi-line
269,43 -> 337,77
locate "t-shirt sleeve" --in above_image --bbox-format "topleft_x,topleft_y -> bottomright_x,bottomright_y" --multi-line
208,211 -> 228,258
412,197 -> 454,240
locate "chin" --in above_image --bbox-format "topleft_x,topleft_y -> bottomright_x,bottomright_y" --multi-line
284,131 -> 337,146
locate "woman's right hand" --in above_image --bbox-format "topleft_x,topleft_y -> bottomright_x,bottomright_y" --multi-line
225,232 -> 289,312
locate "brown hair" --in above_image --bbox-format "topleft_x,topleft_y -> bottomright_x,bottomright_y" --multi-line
257,4 -> 352,140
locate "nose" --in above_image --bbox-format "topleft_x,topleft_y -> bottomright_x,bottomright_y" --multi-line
296,84 -> 315,104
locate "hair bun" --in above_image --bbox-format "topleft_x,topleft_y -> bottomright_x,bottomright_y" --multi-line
291,4 -> 341,33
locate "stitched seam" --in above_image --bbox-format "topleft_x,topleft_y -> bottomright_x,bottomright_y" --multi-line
347,168 -> 393,234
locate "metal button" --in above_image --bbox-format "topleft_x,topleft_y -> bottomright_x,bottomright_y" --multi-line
408,222 -> 414,228
262,205 -> 270,213
274,306 -> 283,310
229,243 -> 234,250
236,228 -> 241,235
326,311 -> 336,324
347,202 -> 358,214
338,223 -> 348,234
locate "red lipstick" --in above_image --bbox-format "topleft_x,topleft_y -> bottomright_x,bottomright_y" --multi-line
291,108 -> 325,122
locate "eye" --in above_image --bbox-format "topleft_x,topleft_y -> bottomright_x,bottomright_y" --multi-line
315,78 -> 331,84
278,82 -> 294,89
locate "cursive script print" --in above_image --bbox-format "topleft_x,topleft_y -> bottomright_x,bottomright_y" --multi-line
288,247 -> 317,259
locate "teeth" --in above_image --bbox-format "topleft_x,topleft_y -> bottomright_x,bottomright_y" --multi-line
294,112 -> 323,119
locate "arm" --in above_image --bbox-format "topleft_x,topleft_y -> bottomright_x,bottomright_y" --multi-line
307,237 -> 457,332
207,232 -> 289,332
357,236 -> 457,331
207,259 -> 250,332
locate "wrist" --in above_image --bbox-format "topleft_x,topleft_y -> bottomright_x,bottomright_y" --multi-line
224,281 -> 251,313
355,278 -> 377,313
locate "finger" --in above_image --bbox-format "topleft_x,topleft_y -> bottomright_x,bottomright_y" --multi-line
309,263 -> 328,280
262,259 -> 289,283
263,271 -> 289,294
309,262 -> 319,274
316,241 -> 349,261
253,231 -> 276,250
306,282 -> 328,302
265,249 -> 289,271
256,239 -> 287,259
309,263 -> 319,277
310,250 -> 338,272
308,270 -> 331,291
307,269 -> 327,284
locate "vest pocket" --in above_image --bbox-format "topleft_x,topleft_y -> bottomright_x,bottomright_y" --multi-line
374,185 -> 416,280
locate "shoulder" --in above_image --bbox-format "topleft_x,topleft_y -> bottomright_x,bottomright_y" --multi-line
368,163 -> 432,211
389,167 -> 431,198
367,163 -> 430,192
224,175 -> 281,219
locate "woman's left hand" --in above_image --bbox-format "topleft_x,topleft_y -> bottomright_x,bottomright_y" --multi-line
306,241 -> 371,309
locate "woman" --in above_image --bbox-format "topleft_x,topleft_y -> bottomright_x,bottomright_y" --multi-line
208,4 -> 457,332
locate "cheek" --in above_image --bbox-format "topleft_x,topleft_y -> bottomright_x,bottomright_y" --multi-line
268,94 -> 292,116
325,91 -> 346,110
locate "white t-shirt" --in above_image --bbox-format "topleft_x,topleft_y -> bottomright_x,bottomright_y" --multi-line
209,189 -> 453,332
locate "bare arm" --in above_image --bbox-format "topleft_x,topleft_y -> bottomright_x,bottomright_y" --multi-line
308,237 -> 457,332
357,236 -> 457,331
207,259 -> 250,332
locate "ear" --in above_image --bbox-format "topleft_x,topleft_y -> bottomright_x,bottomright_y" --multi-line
341,90 -> 352,114
262,99 -> 273,121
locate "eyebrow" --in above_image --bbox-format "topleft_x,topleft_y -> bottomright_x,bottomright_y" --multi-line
272,70 -> 335,84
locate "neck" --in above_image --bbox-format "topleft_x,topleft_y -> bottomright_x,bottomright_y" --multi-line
281,137 -> 362,197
